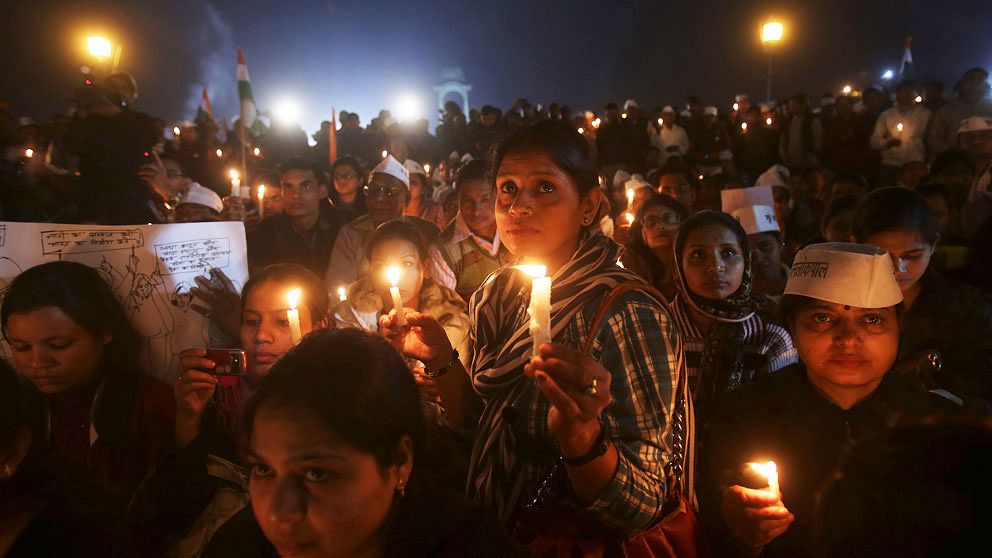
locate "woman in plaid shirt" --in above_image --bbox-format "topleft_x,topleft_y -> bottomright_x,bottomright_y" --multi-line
382,121 -> 680,538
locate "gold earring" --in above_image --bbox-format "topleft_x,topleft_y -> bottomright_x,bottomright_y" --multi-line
396,478 -> 406,499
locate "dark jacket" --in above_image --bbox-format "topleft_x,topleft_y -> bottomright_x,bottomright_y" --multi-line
202,481 -> 526,558
700,363 -> 956,558
896,269 -> 992,411
247,201 -> 350,277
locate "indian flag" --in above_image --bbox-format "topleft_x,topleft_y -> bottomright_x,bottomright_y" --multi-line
898,36 -> 914,81
194,87 -> 213,124
237,48 -> 263,137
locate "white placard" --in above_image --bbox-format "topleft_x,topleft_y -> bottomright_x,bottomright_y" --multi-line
0,221 -> 249,383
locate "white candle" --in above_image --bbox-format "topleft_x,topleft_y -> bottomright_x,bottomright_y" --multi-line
766,117 -> 773,126
519,265 -> 551,357
748,461 -> 780,497
338,286 -> 347,301
386,266 -> 407,326
24,148 -> 34,158
625,211 -> 635,226
286,288 -> 303,344
253,147 -> 262,157
741,122 -> 748,132
896,122 -> 904,141
381,149 -> 388,159
173,126 -> 181,136
626,188 -> 635,209
216,148 -> 223,158
657,117 -> 664,126
424,163 -> 431,175
257,184 -> 266,220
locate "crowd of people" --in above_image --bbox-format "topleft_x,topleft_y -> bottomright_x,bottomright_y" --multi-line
1,64 -> 992,557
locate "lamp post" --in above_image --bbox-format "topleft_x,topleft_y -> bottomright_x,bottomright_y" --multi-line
761,21 -> 784,103
86,35 -> 122,74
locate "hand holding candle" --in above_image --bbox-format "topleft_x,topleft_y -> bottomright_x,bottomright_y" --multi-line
386,266 -> 407,326
519,265 -> 551,357
286,288 -> 303,344
257,184 -> 266,220
748,460 -> 780,497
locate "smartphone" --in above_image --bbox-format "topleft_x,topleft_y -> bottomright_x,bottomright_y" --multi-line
199,349 -> 247,376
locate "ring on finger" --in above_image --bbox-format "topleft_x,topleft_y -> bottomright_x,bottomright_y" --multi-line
581,378 -> 599,397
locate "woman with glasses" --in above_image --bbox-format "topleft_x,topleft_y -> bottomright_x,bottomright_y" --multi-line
621,193 -> 690,300
328,156 -> 367,219
669,211 -> 797,431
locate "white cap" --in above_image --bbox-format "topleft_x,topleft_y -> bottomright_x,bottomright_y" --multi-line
958,116 -> 992,134
178,183 -> 224,214
625,177 -> 652,193
662,105 -> 676,114
755,164 -> 791,188
722,186 -> 779,235
371,155 -> 410,188
461,153 -> 474,163
624,99 -> 639,110
704,106 -> 718,117
404,159 -> 426,177
785,243 -> 903,308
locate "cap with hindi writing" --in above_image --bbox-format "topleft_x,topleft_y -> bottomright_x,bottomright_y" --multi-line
371,155 -> 410,188
785,243 -> 903,308
721,186 -> 780,235
404,159 -> 427,178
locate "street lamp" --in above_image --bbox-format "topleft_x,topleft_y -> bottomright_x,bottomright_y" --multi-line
87,36 -> 112,58
761,21 -> 784,103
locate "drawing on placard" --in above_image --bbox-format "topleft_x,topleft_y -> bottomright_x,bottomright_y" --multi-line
117,248 -> 175,374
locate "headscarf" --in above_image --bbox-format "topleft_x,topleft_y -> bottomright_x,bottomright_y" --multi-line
465,232 -> 645,524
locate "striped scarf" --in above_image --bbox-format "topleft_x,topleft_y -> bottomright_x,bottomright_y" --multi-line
465,232 -> 644,524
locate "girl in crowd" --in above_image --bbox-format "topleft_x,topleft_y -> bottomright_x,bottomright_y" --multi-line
203,328 -> 523,557
332,220 -> 470,368
852,187 -> 992,410
0,261 -> 175,498
146,264 -> 328,550
669,211 -> 797,426
0,360 -> 121,556
404,160 -> 447,227
382,121 -> 680,541
818,194 -> 858,243
328,156 -> 367,218
701,243 -> 955,557
621,193 -> 690,300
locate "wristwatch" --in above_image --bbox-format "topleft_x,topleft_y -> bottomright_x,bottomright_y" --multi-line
422,349 -> 459,378
560,425 -> 609,466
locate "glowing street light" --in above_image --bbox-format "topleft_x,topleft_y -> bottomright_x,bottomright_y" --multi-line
395,94 -> 423,122
273,98 -> 301,125
761,20 -> 784,102
87,36 -> 112,59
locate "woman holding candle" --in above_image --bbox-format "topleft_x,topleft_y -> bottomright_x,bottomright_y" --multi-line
381,121 -> 680,541
143,264 -> 329,550
668,211 -> 797,429
621,193 -> 690,300
699,243 -> 957,558
332,220 -> 470,373
852,188 -> 992,410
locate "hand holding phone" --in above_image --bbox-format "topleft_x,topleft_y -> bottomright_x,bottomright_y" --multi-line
198,349 -> 247,376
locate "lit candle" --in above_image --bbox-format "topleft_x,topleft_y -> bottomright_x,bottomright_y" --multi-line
914,95 -> 923,103
216,148 -> 223,158
748,461 -> 780,497
381,149 -> 388,159
765,117 -> 773,126
386,266 -> 407,326
657,117 -> 664,127
842,84 -> 852,95
286,288 -> 303,344
592,118 -> 601,129
896,121 -> 904,141
253,147 -> 261,157
621,112 -> 628,119
578,127 -> 585,134
424,163 -> 431,175
24,148 -> 34,158
626,187 -> 635,209
173,126 -> 181,136
338,287 -> 347,301
257,184 -> 266,220
733,102 -> 739,112
741,122 -> 748,132
229,169 -> 247,199
518,265 -> 551,357
625,211 -> 635,226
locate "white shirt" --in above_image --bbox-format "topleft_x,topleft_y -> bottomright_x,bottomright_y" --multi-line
650,124 -> 689,165
870,105 -> 932,166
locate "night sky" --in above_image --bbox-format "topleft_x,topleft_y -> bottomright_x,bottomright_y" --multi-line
4,0 -> 991,134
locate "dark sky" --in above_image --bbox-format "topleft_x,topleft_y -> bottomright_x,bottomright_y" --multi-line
4,0 -> 991,134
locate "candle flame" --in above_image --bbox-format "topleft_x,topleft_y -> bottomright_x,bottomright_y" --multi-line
626,188 -> 635,205
765,117 -> 773,126
424,163 -> 431,174
577,127 -> 585,134
215,148 -> 223,157
258,184 -> 266,198
228,169 -> 239,181
24,148 -> 34,158
338,287 -> 347,301
625,212 -> 635,225
173,126 -> 181,135
516,264 -> 547,278
896,122 -> 904,132
386,266 -> 402,287
657,117 -> 664,126
733,102 -> 739,111
253,147 -> 262,156
741,122 -> 748,131
381,149 -> 388,159
749,461 -> 778,482
592,118 -> 601,129
914,95 -> 923,103
287,288 -> 302,310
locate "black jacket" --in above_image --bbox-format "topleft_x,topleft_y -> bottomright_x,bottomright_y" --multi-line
247,201 -> 350,277
699,364 -> 956,557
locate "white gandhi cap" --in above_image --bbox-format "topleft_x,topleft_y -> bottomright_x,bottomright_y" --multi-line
371,155 -> 410,188
785,242 -> 903,308
721,186 -> 779,235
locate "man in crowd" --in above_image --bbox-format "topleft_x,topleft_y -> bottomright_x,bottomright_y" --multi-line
779,94 -> 823,170
651,106 -> 689,167
929,68 -> 992,155
429,160 -> 512,300
657,164 -> 697,212
325,155 -> 439,288
247,158 -> 348,277
871,80 -> 932,187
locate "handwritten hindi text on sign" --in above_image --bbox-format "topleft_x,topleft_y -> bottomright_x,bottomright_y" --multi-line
41,229 -> 143,255
154,238 -> 231,275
